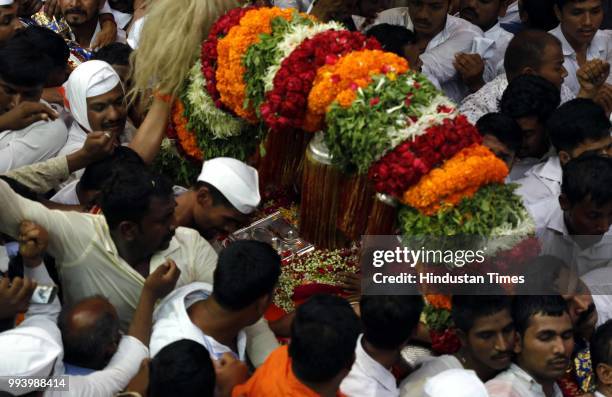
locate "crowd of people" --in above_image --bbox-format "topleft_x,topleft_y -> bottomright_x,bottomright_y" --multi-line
0,0 -> 612,396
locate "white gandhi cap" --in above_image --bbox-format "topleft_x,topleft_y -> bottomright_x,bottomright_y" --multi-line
197,157 -> 261,214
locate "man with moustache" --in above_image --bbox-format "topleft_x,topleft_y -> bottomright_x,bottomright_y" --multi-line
486,295 -> 574,397
59,0 -> 124,49
400,295 -> 515,397
550,0 -> 612,96
455,0 -> 513,92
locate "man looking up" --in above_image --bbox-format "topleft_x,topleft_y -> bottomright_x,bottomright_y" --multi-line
0,34 -> 68,172
404,0 -> 483,102
486,295 -> 574,397
456,0 -> 513,92
400,295 -> 515,397
0,0 -> 22,45
551,0 -> 612,96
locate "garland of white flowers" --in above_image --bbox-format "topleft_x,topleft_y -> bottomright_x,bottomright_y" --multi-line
185,60 -> 246,139
485,206 -> 537,255
262,21 -> 344,93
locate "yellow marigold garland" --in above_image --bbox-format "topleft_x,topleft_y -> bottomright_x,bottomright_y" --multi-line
304,49 -> 409,132
216,7 -> 295,122
172,99 -> 203,161
402,145 -> 508,215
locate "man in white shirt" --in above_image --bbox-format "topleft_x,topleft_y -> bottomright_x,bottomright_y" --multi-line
515,98 -> 612,206
591,320 -> 612,397
150,241 -> 280,363
486,295 -> 573,397
455,0 -> 513,91
527,156 -> 612,276
0,35 -> 68,172
424,369 -> 489,397
459,30 -> 571,124
500,74 -> 560,180
404,0 -> 483,102
400,295 -> 515,397
59,0 -> 125,49
341,295 -> 423,397
550,0 -> 612,97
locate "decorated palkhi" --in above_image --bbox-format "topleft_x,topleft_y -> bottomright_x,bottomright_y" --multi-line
158,5 -> 538,334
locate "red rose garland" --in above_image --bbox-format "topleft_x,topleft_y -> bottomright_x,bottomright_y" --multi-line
368,115 -> 482,197
200,6 -> 257,109
260,29 -> 380,132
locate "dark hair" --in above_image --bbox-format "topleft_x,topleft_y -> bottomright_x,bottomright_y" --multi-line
504,30 -> 561,79
80,146 -> 144,191
476,112 -> 523,152
547,99 -> 611,153
554,0 -> 601,11
520,0 -> 560,31
562,155 -> 612,207
365,24 -> 416,57
99,167 -> 174,229
13,25 -> 69,69
195,181 -> 234,209
500,75 -> 560,123
512,295 -> 569,335
58,296 -> 120,370
149,340 -> 216,397
290,294 -> 360,383
452,295 -> 513,333
591,320 -> 612,377
91,43 -> 133,66
213,240 -> 281,311
360,295 -> 423,350
0,35 -> 53,87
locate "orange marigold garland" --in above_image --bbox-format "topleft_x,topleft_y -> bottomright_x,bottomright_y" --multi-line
304,49 -> 409,132
216,7 -> 294,122
172,99 -> 203,161
402,145 -> 508,215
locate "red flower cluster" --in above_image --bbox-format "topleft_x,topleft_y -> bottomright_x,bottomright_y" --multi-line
260,29 -> 380,132
430,328 -> 461,354
368,115 -> 482,197
200,6 -> 257,108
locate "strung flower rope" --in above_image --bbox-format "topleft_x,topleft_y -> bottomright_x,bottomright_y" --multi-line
402,145 -> 509,215
304,49 -> 409,132
216,7 -> 294,122
172,99 -> 203,161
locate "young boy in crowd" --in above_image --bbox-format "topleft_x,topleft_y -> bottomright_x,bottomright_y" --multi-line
341,295 -> 424,397
400,295 -> 515,396
516,98 -> 612,205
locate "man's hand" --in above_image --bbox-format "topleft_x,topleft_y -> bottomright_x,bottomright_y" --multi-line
0,276 -> 37,320
42,0 -> 61,18
0,102 -> 58,131
18,221 -> 49,268
578,59 -> 610,98
594,83 -> 612,118
143,260 -> 181,300
214,353 -> 249,397
81,130 -> 118,161
338,272 -> 361,303
91,16 -> 117,49
453,53 -> 486,93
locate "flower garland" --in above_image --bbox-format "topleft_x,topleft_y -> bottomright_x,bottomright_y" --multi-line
274,247 -> 359,313
260,29 -> 380,132
172,99 -> 203,161
185,60 -> 246,139
262,21 -> 344,94
324,72 -> 440,174
216,7 -> 294,121
368,115 -> 482,197
201,5 -> 257,109
402,145 -> 509,215
304,49 -> 409,132
243,13 -> 315,115
398,183 -> 533,237
153,137 -> 201,187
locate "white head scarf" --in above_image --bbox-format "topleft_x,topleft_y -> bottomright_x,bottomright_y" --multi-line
64,60 -> 122,132
197,157 -> 261,214
424,369 -> 489,397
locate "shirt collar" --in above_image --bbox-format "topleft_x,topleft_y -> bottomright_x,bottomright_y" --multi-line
551,24 -> 606,57
354,335 -> 397,392
535,156 -> 562,182
547,201 -> 569,235
428,16 -> 452,50
484,22 -> 503,40
508,364 -> 547,393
